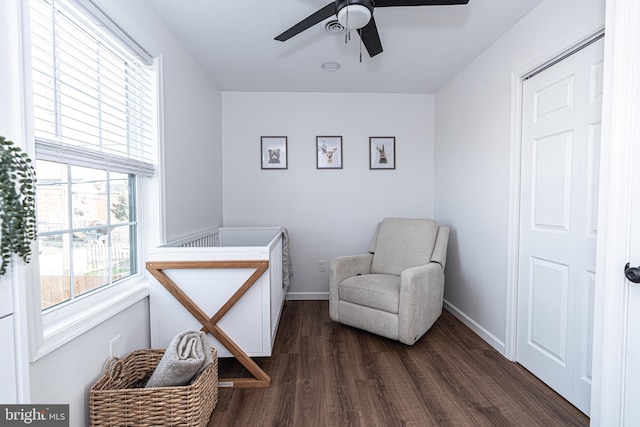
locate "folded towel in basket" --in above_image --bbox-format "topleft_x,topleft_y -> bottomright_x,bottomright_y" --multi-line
145,330 -> 214,388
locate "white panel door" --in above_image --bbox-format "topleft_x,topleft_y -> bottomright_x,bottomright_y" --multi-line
517,37 -> 604,415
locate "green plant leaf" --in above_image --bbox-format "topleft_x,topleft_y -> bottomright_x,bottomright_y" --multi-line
0,135 -> 37,276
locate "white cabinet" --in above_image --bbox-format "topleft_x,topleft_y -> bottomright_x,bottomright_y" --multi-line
0,273 -> 17,403
0,315 -> 18,403
0,276 -> 13,318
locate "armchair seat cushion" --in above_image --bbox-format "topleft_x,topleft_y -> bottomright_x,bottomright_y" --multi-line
339,274 -> 400,314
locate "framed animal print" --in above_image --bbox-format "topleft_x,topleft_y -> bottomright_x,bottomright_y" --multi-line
316,136 -> 343,169
369,137 -> 395,170
261,136 -> 288,169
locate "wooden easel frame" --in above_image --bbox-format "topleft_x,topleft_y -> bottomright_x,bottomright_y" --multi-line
146,260 -> 271,388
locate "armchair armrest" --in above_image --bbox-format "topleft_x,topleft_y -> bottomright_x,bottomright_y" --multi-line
398,262 -> 445,345
330,254 -> 373,285
329,254 -> 373,321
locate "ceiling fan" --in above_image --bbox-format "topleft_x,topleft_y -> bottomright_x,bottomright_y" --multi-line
275,0 -> 470,58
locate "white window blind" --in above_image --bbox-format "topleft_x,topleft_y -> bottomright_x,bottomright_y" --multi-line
30,0 -> 156,176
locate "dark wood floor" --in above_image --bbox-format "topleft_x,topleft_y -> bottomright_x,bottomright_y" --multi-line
208,300 -> 588,426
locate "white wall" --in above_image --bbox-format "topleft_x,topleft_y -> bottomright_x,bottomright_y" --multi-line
222,92 -> 435,298
22,1 -> 223,425
94,0 -> 224,242
0,0 -> 224,244
29,301 -> 149,426
161,62 -> 223,241
435,0 -> 605,352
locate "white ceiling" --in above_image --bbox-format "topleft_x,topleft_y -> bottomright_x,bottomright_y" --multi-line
145,0 -> 543,94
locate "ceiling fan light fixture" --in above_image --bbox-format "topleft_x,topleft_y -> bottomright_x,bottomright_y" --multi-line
337,5 -> 371,30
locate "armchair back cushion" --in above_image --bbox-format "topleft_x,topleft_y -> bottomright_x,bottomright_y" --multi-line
370,218 -> 438,275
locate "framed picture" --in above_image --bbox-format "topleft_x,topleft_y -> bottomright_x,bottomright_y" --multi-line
316,136 -> 343,169
261,136 -> 288,169
369,136 -> 395,170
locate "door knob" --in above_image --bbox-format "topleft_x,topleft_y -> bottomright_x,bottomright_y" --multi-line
625,263 -> 640,283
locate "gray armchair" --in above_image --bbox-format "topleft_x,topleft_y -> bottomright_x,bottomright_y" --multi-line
329,218 -> 449,345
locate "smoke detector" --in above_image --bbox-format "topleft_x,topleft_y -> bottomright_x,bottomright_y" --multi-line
320,61 -> 341,72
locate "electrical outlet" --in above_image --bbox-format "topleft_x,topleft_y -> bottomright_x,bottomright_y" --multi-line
318,259 -> 327,272
109,335 -> 121,357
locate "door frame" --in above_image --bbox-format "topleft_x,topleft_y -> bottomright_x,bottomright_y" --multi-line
590,0 -> 640,424
505,24 -> 605,363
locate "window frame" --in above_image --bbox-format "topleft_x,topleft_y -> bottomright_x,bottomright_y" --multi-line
21,0 -> 163,361
27,170 -> 155,361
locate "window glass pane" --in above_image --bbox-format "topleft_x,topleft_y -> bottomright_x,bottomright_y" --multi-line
74,235 -> 109,297
70,165 -> 108,229
36,160 -> 69,232
110,172 -> 131,224
39,233 -> 72,309
111,225 -> 134,280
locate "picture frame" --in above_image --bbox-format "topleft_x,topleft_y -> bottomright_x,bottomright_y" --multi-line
261,136 -> 288,169
316,136 -> 343,169
369,136 -> 395,170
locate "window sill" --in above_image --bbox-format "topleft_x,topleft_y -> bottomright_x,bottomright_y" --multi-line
31,278 -> 149,362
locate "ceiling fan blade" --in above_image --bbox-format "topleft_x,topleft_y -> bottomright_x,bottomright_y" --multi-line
274,2 -> 337,41
358,17 -> 383,57
374,0 -> 469,7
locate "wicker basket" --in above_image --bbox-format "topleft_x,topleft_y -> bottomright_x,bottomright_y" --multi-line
89,348 -> 218,427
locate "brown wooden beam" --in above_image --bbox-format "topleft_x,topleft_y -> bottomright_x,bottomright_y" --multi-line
146,260 -> 271,388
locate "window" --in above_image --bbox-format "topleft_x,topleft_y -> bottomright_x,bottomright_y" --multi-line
29,0 -> 157,310
36,162 -> 137,309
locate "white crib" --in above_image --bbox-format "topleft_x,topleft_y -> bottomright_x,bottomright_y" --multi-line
146,227 -> 288,388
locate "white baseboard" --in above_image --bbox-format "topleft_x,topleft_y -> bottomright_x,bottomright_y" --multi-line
443,299 -> 506,356
286,292 -> 329,300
